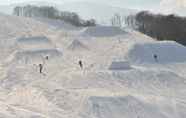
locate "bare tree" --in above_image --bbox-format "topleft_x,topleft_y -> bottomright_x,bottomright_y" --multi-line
111,14 -> 122,27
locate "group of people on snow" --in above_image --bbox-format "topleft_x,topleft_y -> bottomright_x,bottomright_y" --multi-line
37,54 -> 158,75
37,55 -> 83,75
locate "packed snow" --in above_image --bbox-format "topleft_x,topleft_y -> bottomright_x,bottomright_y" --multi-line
0,13 -> 185,118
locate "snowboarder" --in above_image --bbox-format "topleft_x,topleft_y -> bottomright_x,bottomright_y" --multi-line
39,64 -> 43,73
78,60 -> 83,69
153,54 -> 158,62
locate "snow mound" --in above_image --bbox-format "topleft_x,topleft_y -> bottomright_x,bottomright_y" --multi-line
82,96 -> 183,118
67,39 -> 89,51
13,49 -> 63,65
127,41 -> 186,64
17,36 -> 51,43
16,36 -> 53,50
109,61 -> 131,70
81,26 -> 126,37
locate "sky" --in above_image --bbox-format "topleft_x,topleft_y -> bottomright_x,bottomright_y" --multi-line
1,0 -> 186,13
0,0 -> 162,9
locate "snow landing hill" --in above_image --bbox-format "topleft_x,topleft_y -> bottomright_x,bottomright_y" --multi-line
0,13 -> 186,118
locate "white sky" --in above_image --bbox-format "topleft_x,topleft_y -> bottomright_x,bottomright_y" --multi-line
1,0 -> 186,11
1,0 -> 161,9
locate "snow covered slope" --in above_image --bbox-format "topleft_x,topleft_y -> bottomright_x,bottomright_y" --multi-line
82,95 -> 186,118
0,14 -> 55,64
0,14 -> 51,39
0,13 -> 185,118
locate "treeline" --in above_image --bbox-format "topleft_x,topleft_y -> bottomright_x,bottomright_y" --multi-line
13,5 -> 96,27
126,11 -> 186,46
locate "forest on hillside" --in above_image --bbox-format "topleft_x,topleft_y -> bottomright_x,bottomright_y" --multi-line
126,11 -> 186,46
13,5 -> 96,27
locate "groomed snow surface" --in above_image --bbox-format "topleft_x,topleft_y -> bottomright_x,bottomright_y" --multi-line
0,14 -> 186,118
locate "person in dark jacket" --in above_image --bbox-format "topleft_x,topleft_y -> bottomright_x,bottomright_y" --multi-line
79,60 -> 83,69
45,56 -> 49,60
153,54 -> 158,62
39,64 -> 43,73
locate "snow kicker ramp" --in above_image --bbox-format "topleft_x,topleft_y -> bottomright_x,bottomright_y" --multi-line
81,26 -> 126,37
16,36 -> 54,50
67,39 -> 89,51
109,61 -> 131,70
127,41 -> 186,64
13,49 -> 63,65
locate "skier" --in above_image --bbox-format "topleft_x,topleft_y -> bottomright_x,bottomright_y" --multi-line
39,64 -> 43,73
153,54 -> 158,62
78,60 -> 83,69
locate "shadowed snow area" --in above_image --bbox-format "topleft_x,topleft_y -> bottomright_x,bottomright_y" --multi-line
17,36 -> 51,44
12,49 -> 63,65
127,41 -> 186,64
81,26 -> 127,37
109,61 -> 132,70
67,39 -> 89,51
16,36 -> 54,50
0,13 -> 185,118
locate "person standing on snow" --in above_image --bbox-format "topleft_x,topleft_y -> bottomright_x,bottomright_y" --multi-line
39,63 -> 43,74
79,60 -> 83,69
153,54 -> 158,62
